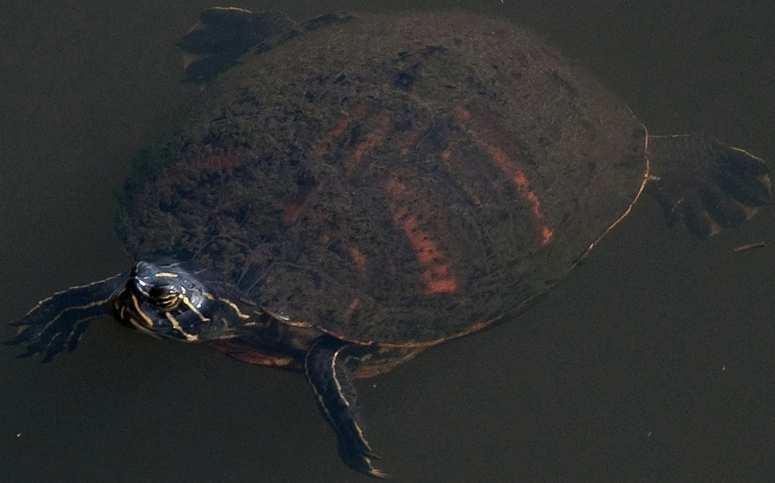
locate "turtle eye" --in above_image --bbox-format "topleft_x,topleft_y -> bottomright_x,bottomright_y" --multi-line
148,284 -> 181,310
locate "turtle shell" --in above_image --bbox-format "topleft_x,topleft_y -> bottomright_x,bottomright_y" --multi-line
117,11 -> 647,346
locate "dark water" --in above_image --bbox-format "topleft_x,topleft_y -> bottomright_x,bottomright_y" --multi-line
2,1 -> 774,482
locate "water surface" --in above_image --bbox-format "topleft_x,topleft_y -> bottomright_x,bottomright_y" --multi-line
2,1 -> 774,481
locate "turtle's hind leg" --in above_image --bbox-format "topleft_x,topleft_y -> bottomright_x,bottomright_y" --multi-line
178,7 -> 299,82
646,134 -> 771,237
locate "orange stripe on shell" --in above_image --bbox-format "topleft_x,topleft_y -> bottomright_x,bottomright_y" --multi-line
454,106 -> 554,247
384,177 -> 459,295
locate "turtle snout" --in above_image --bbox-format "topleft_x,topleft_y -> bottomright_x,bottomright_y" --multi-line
128,261 -> 161,298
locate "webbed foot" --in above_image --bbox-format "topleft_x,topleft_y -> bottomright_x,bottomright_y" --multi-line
305,337 -> 389,478
178,6 -> 298,82
646,134 -> 771,237
5,273 -> 124,362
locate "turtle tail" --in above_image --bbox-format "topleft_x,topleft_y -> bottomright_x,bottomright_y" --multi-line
645,134 -> 771,238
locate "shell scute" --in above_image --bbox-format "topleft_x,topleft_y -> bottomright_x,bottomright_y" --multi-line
119,12 -> 646,344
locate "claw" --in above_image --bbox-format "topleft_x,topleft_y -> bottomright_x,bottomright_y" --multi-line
682,193 -> 720,238
700,183 -> 748,227
717,172 -> 772,207
342,450 -> 389,480
365,463 -> 390,479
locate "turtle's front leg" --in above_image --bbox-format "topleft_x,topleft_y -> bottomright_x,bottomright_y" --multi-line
5,273 -> 125,362
304,337 -> 388,479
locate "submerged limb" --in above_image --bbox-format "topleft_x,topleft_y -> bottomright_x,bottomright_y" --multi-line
6,273 -> 125,362
178,7 -> 299,82
305,337 -> 388,478
646,134 -> 771,237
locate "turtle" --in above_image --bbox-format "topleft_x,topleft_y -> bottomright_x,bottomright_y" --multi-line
7,6 -> 771,478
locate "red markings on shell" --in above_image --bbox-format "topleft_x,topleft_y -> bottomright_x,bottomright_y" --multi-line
156,152 -> 243,196
169,152 -> 242,176
312,103 -> 370,159
282,106 -> 371,227
312,103 -> 391,175
384,177 -> 459,295
282,183 -> 319,226
282,198 -> 306,226
344,297 -> 361,321
483,142 -> 554,246
345,112 -> 391,175
453,107 -> 554,247
199,154 -> 241,170
283,104 -> 385,227
399,124 -> 427,156
349,246 -> 368,273
181,153 -> 241,171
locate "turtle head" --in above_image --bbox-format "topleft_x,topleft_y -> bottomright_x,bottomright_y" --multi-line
113,261 -> 250,342
7,261 -> 254,361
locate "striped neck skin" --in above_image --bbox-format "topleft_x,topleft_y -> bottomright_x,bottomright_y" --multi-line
112,261 -> 252,343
